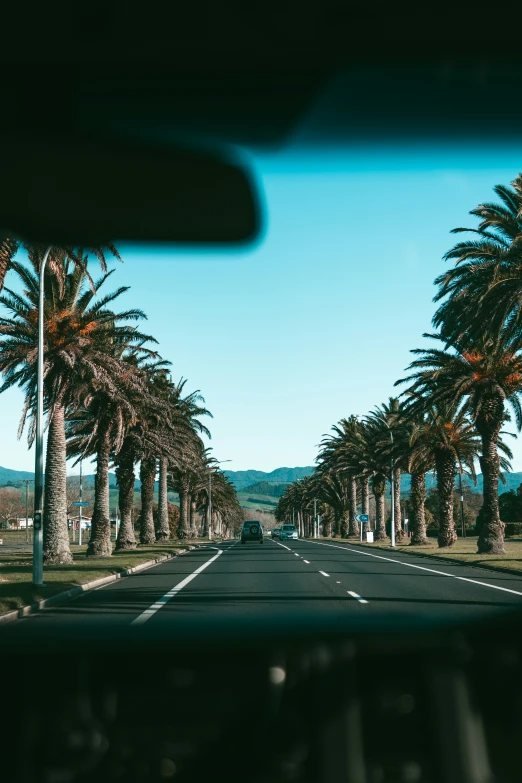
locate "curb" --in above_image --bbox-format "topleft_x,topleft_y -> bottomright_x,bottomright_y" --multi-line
331,538 -> 522,579
0,543 -> 204,627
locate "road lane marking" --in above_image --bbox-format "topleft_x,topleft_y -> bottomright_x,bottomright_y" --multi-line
303,541 -> 522,599
319,571 -> 330,577
275,542 -> 292,551
294,553 -> 300,557
131,548 -> 223,626
303,560 -> 310,564
348,591 -> 368,604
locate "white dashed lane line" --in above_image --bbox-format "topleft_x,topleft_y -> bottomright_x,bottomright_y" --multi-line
319,571 -> 330,577
348,591 -> 368,604
303,560 -> 310,564
302,540 -> 522,599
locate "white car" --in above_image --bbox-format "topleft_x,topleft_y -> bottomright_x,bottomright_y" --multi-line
279,524 -> 298,540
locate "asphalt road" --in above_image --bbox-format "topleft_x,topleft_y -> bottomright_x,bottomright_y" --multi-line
4,537 -> 522,645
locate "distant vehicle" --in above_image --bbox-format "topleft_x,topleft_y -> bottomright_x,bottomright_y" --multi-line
280,524 -> 298,541
241,520 -> 263,544
272,527 -> 281,539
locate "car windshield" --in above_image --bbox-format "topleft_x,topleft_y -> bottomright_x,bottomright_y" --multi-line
3,65 -> 522,645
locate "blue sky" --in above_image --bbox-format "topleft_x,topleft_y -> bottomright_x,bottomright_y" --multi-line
2,143 -> 522,474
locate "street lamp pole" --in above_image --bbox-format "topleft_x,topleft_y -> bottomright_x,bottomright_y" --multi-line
33,246 -> 52,586
314,497 -> 317,539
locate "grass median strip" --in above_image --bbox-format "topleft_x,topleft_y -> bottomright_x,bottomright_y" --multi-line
0,539 -> 209,615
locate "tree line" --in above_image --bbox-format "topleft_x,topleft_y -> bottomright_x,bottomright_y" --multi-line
276,175 -> 522,555
0,244 -> 243,563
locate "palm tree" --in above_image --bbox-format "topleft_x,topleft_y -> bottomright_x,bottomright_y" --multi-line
0,241 -> 121,292
403,402 -> 483,547
366,398 -> 409,543
398,334 -> 522,552
332,419 -> 390,541
433,175 -> 522,344
318,416 -> 361,537
66,344 -> 158,557
0,257 -> 141,564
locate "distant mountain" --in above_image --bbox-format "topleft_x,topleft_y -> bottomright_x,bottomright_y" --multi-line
224,466 -> 315,491
241,481 -> 288,498
1,462 -> 521,498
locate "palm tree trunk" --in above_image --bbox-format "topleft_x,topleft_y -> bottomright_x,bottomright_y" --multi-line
115,438 -> 136,550
349,476 -> 359,537
410,470 -> 429,545
43,403 -> 73,564
189,497 -> 197,537
87,425 -> 112,558
177,479 -> 189,538
394,467 -> 403,541
139,458 -> 156,544
435,450 -> 457,548
372,474 -> 387,541
156,457 -> 170,541
332,508 -> 340,537
340,508 -> 349,538
361,476 -> 370,531
477,407 -> 505,554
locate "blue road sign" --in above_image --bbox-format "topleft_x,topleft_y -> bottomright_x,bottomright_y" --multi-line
355,514 -> 369,522
72,501 -> 89,507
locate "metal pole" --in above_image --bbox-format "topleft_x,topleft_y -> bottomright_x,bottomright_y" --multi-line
314,497 -> 317,538
33,246 -> 52,586
208,471 -> 212,540
459,466 -> 466,538
78,461 -> 83,546
25,481 -> 29,544
389,428 -> 395,548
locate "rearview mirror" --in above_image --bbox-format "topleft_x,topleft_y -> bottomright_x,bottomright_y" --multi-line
0,132 -> 261,246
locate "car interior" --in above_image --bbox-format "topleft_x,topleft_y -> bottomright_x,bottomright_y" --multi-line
2,3 -> 522,782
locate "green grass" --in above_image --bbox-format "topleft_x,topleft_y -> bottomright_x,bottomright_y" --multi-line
0,539 -> 209,615
331,534 -> 522,574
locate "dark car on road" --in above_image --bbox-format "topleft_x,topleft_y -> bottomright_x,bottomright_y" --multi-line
241,520 -> 264,544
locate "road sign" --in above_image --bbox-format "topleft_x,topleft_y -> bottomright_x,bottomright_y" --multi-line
72,501 -> 89,507
355,514 -> 369,523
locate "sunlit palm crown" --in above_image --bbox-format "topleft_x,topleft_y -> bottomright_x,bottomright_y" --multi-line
433,175 -> 522,342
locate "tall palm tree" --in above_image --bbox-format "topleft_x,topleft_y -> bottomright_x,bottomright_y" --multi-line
318,416 -> 361,538
332,419 -> 390,541
433,175 -> 522,344
0,258 -> 140,564
398,334 -> 521,552
0,241 -> 121,292
66,344 -> 158,557
366,398 -> 409,542
403,402 -> 484,547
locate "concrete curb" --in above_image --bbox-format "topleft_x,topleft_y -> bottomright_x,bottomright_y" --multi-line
332,538 -> 522,579
0,543 -> 204,627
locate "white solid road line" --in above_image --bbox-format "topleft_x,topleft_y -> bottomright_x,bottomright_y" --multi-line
319,571 -> 330,577
347,590 -> 368,604
131,548 -> 224,626
303,541 -> 522,599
